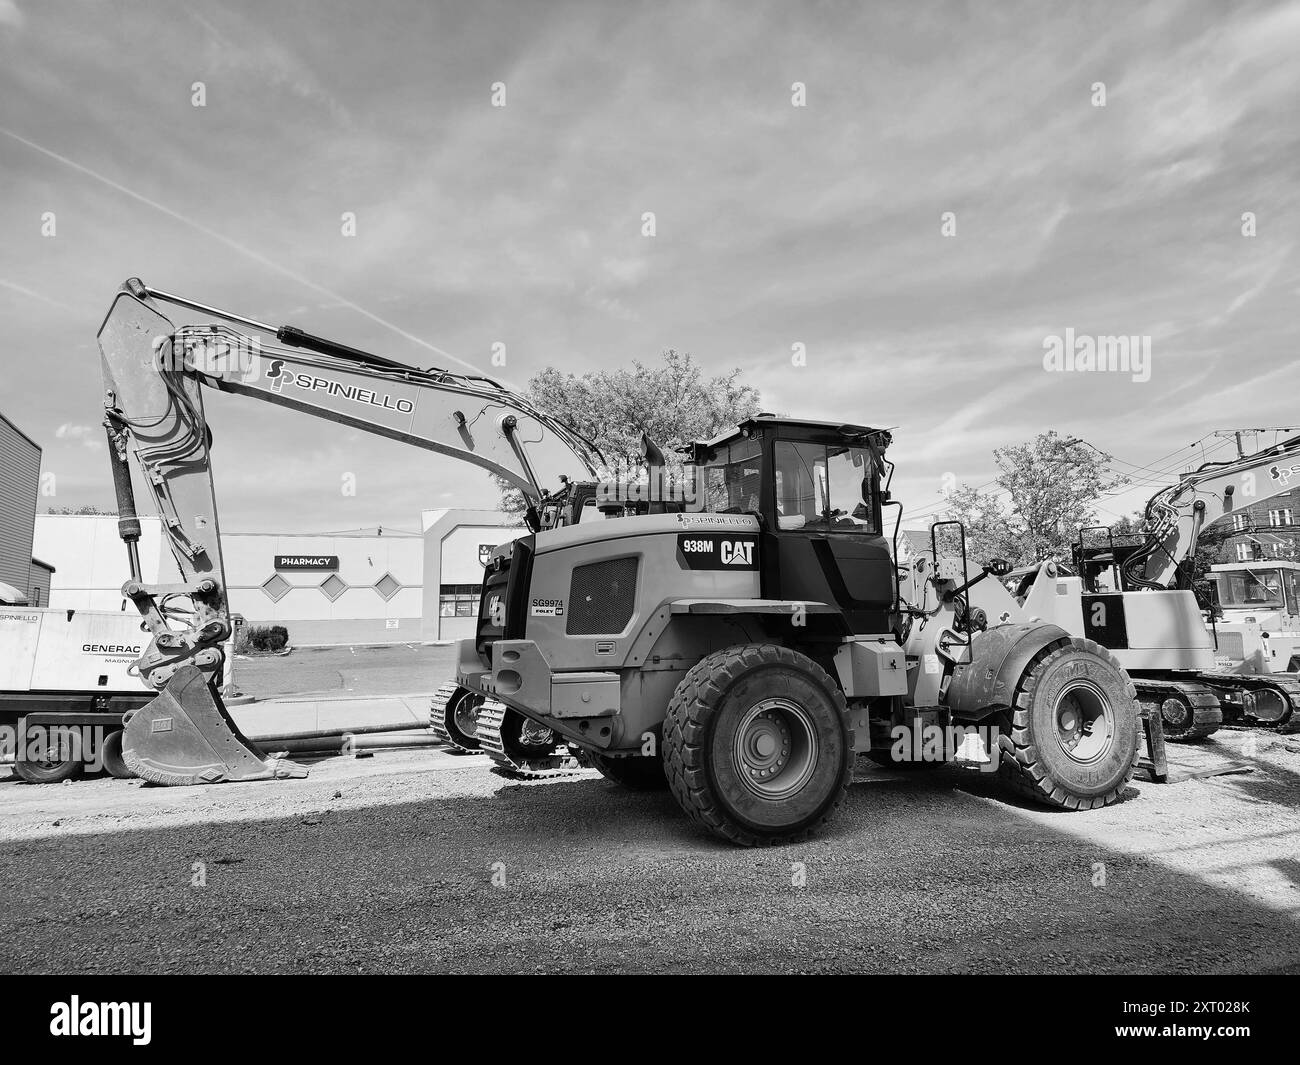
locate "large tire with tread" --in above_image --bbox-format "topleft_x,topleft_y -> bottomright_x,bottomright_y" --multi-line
663,643 -> 852,846
994,637 -> 1139,810
587,751 -> 668,790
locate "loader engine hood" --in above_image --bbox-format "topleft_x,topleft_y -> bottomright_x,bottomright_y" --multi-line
471,510 -> 762,670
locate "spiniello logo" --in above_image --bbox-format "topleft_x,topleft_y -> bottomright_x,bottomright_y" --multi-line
49,997 -> 151,1045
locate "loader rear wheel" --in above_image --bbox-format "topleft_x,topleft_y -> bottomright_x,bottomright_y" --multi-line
995,638 -> 1139,810
101,729 -> 136,779
587,751 -> 668,790
663,644 -> 852,847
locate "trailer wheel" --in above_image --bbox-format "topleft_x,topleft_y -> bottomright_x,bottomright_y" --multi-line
995,638 -> 1139,810
14,753 -> 84,785
587,751 -> 668,790
101,729 -> 136,779
663,643 -> 852,846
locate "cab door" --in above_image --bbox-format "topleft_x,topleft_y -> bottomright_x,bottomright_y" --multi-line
764,437 -> 894,633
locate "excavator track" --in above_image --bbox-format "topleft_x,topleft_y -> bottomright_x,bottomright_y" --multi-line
474,699 -> 584,779
429,682 -> 482,753
1133,678 -> 1222,742
1197,672 -> 1299,731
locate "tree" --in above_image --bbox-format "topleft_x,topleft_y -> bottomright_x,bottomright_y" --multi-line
497,349 -> 762,518
942,431 -> 1125,566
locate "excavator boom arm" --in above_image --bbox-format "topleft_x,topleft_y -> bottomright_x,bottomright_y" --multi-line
1126,434 -> 1300,588
96,279 -> 600,786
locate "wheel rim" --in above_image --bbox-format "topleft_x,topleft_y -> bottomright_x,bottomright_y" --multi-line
516,717 -> 555,752
1161,697 -> 1190,729
1053,680 -> 1115,764
733,698 -> 819,800
453,694 -> 481,740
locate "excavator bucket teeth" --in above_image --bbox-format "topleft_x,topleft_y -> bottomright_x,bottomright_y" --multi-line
123,665 -> 309,786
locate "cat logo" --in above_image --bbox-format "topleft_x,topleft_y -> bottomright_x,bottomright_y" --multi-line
676,533 -> 759,571
720,540 -> 755,566
478,544 -> 495,566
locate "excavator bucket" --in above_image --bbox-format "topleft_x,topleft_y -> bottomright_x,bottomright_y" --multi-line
122,666 -> 308,785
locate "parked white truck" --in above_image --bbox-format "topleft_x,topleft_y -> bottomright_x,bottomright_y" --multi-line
0,606 -> 154,781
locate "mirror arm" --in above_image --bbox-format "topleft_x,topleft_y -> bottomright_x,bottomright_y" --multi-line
945,565 -> 998,601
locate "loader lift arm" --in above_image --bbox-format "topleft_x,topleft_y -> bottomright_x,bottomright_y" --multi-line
97,279 -> 602,784
1124,434 -> 1300,590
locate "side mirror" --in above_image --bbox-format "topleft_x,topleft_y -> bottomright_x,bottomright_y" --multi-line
986,558 -> 1012,577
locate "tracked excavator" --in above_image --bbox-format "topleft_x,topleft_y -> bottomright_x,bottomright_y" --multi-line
1014,436 -> 1300,741
100,280 -> 1159,844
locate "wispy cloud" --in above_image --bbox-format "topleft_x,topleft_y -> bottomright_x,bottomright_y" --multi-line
0,277 -> 76,311
1,0 -> 1298,532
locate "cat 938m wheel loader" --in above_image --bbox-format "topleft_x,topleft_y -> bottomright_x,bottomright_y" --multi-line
97,280 -> 1153,844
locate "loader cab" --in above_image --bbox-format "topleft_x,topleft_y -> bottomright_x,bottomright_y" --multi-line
690,417 -> 896,634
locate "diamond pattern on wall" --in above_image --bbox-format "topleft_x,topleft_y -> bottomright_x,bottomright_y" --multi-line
374,573 -> 401,601
261,574 -> 290,602
320,573 -> 348,601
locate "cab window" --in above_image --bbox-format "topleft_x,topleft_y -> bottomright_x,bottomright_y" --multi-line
700,437 -> 763,514
774,440 -> 876,533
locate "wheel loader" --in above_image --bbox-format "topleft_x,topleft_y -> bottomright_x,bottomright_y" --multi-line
97,280 -> 1153,845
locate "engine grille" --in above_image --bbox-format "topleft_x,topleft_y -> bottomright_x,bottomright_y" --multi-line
566,557 -> 639,635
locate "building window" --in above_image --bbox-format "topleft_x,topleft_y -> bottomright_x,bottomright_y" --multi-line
374,573 -> 401,601
1231,514 -> 1247,532
1269,508 -> 1293,528
30,587 -> 41,607
1236,543 -> 1252,561
261,574 -> 291,602
439,583 -> 482,618
319,574 -> 348,601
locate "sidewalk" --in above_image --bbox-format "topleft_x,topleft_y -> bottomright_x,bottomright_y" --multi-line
229,692 -> 430,740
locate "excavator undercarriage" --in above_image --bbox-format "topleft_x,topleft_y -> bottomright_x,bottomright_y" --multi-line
430,683 -> 584,778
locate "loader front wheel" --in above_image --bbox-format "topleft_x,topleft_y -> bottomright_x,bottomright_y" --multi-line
664,644 -> 852,847
995,638 -> 1139,810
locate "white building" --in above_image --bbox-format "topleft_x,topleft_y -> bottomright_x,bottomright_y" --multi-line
33,509 -> 520,646
0,410 -> 46,604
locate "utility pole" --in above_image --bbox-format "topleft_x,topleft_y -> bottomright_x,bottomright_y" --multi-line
1210,427 -> 1300,460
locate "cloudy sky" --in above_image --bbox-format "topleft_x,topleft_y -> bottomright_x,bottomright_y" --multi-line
1,0 -> 1298,534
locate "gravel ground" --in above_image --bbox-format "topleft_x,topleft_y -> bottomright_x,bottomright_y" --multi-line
1,728 -> 1298,974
